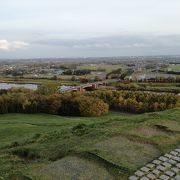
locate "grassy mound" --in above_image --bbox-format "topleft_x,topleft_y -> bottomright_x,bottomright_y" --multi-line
0,109 -> 180,179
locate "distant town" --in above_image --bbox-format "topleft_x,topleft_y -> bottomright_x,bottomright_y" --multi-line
0,56 -> 180,88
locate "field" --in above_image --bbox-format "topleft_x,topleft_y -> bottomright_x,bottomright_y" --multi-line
0,76 -> 80,86
168,65 -> 180,72
137,82 -> 180,93
113,82 -> 180,94
77,64 -> 126,73
0,109 -> 180,179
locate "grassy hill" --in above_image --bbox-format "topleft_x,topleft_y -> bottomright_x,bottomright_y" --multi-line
0,109 -> 180,179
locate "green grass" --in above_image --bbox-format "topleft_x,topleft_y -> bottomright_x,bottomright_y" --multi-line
77,64 -> 126,73
0,76 -> 80,86
168,64 -> 180,72
136,82 -> 180,93
0,109 -> 180,179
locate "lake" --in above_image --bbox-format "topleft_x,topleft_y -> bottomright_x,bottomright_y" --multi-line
0,83 -> 38,90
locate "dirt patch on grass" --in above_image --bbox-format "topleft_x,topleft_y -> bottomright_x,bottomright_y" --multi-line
154,124 -> 174,133
157,121 -> 180,132
35,156 -> 114,180
94,136 -> 161,170
135,120 -> 180,138
136,126 -> 166,137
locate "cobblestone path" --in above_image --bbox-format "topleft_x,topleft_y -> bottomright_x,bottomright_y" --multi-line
129,146 -> 180,180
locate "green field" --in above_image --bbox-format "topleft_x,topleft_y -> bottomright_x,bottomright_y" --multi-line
137,82 -> 180,93
0,76 -> 80,86
168,64 -> 180,72
0,109 -> 180,179
78,64 -> 126,73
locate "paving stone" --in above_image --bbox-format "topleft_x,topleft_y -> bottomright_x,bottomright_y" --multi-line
172,156 -> 180,162
165,154 -> 173,159
153,159 -> 162,165
141,167 -> 150,173
165,170 -> 175,177
159,175 -> 170,180
129,175 -> 139,180
170,151 -> 179,156
175,149 -> 180,153
140,177 -> 149,180
157,165 -> 167,171
171,167 -> 179,173
152,169 -> 161,176
128,146 -> 180,180
135,170 -> 144,177
175,163 -> 180,168
162,162 -> 172,168
147,173 -> 156,179
146,163 -> 155,169
169,159 -> 177,165
174,175 -> 180,180
159,156 -> 168,162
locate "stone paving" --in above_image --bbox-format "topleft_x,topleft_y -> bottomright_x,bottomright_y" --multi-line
129,146 -> 180,180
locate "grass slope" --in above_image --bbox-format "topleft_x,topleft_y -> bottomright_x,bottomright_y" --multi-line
0,109 -> 180,179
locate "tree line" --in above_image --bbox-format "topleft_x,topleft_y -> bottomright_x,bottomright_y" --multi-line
116,82 -> 180,94
63,69 -> 91,76
0,87 -> 179,116
0,88 -> 108,117
89,89 -> 179,113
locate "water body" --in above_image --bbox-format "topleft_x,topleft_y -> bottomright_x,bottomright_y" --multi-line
0,83 -> 38,90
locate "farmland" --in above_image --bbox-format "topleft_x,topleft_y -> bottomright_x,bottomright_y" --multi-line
77,63 -> 126,73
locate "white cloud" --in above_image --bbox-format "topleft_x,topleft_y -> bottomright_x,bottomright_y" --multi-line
0,40 -> 29,51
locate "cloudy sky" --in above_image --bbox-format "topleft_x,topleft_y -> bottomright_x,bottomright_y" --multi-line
0,0 -> 180,58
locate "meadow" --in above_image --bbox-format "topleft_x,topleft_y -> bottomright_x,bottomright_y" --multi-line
168,65 -> 180,72
77,64 -> 126,73
0,76 -> 80,86
0,109 -> 180,179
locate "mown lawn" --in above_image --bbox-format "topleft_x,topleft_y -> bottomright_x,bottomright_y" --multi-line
0,109 -> 180,179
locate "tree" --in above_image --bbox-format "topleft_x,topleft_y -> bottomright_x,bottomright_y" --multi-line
59,94 -> 109,117
37,83 -> 59,95
77,96 -> 109,117
71,76 -> 77,81
94,76 -> 101,82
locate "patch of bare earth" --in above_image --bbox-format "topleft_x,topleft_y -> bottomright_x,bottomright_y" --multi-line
157,120 -> 180,132
134,120 -> 180,137
36,156 -> 113,180
136,126 -> 166,137
94,136 -> 160,170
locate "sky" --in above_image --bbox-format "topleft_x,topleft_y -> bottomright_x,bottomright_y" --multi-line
0,0 -> 180,58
